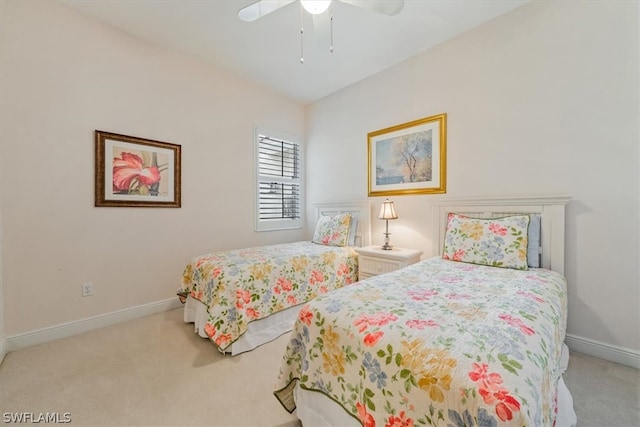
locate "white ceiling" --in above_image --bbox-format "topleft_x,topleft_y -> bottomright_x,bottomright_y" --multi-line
61,0 -> 530,105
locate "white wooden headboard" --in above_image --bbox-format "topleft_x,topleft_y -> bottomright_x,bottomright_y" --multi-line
314,201 -> 371,247
432,196 -> 571,274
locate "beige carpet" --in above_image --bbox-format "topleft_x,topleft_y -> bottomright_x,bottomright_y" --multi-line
0,308 -> 638,426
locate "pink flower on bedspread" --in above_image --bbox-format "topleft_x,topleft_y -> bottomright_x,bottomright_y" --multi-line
356,402 -> 376,427
214,333 -> 233,349
299,305 -> 313,326
277,277 -> 293,292
499,314 -> 535,336
494,392 -> 521,421
287,295 -> 298,305
309,270 -> 324,285
407,289 -> 438,302
195,256 -> 217,268
337,263 -> 350,277
246,307 -> 260,319
363,331 -> 384,347
517,290 -> 545,303
469,363 -> 503,396
204,322 -> 216,338
354,312 -> 399,333
236,289 -> 251,308
405,319 -> 438,330
385,411 -> 414,427
469,363 -> 521,422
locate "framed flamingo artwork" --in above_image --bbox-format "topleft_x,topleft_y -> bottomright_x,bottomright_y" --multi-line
94,130 -> 181,207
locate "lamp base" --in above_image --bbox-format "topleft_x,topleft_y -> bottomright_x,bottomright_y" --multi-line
381,232 -> 393,250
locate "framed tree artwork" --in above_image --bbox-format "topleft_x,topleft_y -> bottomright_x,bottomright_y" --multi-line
367,113 -> 446,197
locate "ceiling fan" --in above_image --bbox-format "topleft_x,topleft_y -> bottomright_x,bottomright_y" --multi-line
238,1 -> 405,23
238,0 -> 405,63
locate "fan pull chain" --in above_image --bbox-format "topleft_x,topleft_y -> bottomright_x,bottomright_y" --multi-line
300,3 -> 304,63
330,11 -> 334,53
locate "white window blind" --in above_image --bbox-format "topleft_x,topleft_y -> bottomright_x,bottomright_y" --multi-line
255,128 -> 303,231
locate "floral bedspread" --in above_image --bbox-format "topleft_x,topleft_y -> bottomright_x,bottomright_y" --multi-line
177,241 -> 358,352
274,257 -> 567,427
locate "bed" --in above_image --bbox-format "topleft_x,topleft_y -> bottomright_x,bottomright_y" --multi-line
177,201 -> 371,355
274,195 -> 577,427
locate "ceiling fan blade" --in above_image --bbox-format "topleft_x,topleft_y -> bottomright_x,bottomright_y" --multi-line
339,0 -> 404,16
238,0 -> 296,22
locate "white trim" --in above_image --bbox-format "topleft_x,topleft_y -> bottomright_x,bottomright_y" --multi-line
5,297 -> 182,352
0,338 -> 6,366
565,333 -> 640,369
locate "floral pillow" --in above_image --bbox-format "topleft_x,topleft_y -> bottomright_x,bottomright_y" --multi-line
442,213 -> 530,270
312,213 -> 352,247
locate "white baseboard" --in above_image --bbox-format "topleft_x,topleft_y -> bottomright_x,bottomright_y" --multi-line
6,297 -> 182,353
565,333 -> 640,369
0,337 -> 7,365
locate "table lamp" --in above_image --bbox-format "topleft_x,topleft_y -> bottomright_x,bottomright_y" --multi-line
379,199 -> 398,250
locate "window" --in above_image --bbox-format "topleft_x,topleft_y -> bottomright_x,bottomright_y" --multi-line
255,127 -> 303,231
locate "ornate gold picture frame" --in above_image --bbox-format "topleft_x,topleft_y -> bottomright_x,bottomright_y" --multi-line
95,130 -> 181,207
368,113 -> 446,197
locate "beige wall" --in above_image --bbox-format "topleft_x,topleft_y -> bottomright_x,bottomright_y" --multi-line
0,1 -> 305,336
305,1 -> 639,353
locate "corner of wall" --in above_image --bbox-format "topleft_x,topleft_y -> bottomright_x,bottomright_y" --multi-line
565,333 -> 640,369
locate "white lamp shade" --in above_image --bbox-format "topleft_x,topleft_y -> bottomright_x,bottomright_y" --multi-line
300,0 -> 332,14
378,200 -> 398,220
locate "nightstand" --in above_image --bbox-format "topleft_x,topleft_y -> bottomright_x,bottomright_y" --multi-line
355,245 -> 423,280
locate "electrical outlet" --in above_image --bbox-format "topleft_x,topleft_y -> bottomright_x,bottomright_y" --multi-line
82,282 -> 94,297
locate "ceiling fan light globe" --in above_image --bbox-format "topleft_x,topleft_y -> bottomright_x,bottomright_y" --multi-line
300,0 -> 331,14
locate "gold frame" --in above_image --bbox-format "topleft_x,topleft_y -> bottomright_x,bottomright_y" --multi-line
367,113 -> 446,197
95,130 -> 181,207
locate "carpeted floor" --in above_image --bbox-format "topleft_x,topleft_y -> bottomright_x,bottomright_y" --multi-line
0,308 -> 638,426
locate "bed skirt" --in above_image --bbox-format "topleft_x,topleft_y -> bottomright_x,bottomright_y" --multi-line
182,295 -> 302,355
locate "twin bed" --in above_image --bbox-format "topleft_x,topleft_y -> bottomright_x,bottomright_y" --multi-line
177,202 -> 371,355
178,196 -> 576,426
273,196 -> 576,427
